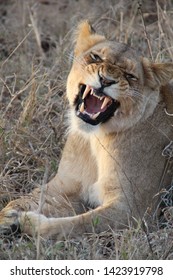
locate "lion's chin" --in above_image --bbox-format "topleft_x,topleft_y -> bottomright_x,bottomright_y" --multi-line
74,84 -> 120,126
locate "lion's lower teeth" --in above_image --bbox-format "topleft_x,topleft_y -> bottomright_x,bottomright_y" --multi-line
80,102 -> 85,112
92,112 -> 100,119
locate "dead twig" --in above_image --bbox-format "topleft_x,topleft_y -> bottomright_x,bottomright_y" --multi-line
0,28 -> 33,69
36,159 -> 50,260
138,1 -> 154,61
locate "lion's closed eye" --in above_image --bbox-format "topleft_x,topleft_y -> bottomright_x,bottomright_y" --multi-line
90,52 -> 102,63
124,73 -> 138,81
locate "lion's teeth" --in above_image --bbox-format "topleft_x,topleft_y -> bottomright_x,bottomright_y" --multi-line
80,102 -> 85,112
101,97 -> 110,110
92,112 -> 100,119
82,85 -> 91,99
99,96 -> 104,100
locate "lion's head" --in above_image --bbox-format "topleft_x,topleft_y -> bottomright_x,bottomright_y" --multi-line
67,21 -> 173,133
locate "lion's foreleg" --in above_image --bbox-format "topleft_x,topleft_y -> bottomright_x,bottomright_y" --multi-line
18,198 -> 131,238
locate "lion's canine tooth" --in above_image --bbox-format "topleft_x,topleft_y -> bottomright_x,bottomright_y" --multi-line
82,85 -> 91,99
101,96 -> 110,110
92,112 -> 100,119
90,89 -> 94,95
80,102 -> 85,112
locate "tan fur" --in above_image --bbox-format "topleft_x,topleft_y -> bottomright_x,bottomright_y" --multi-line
0,21 -> 173,238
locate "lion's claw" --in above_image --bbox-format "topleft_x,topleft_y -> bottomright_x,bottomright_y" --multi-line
0,209 -> 21,236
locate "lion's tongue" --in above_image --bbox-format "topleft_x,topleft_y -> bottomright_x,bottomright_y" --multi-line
85,94 -> 110,114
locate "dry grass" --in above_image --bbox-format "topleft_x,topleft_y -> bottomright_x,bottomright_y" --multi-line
0,0 -> 173,259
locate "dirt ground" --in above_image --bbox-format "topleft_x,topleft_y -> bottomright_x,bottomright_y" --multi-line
0,0 -> 173,259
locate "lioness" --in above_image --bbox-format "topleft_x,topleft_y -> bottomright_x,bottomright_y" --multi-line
0,21 -> 173,238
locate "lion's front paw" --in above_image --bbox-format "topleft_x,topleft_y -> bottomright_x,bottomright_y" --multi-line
0,208 -> 49,237
20,211 -> 48,236
0,208 -> 20,236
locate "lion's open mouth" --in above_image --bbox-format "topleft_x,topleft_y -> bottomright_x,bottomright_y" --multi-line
75,84 -> 120,125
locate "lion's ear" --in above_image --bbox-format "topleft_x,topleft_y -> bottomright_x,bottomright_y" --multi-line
142,58 -> 173,88
74,21 -> 105,56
